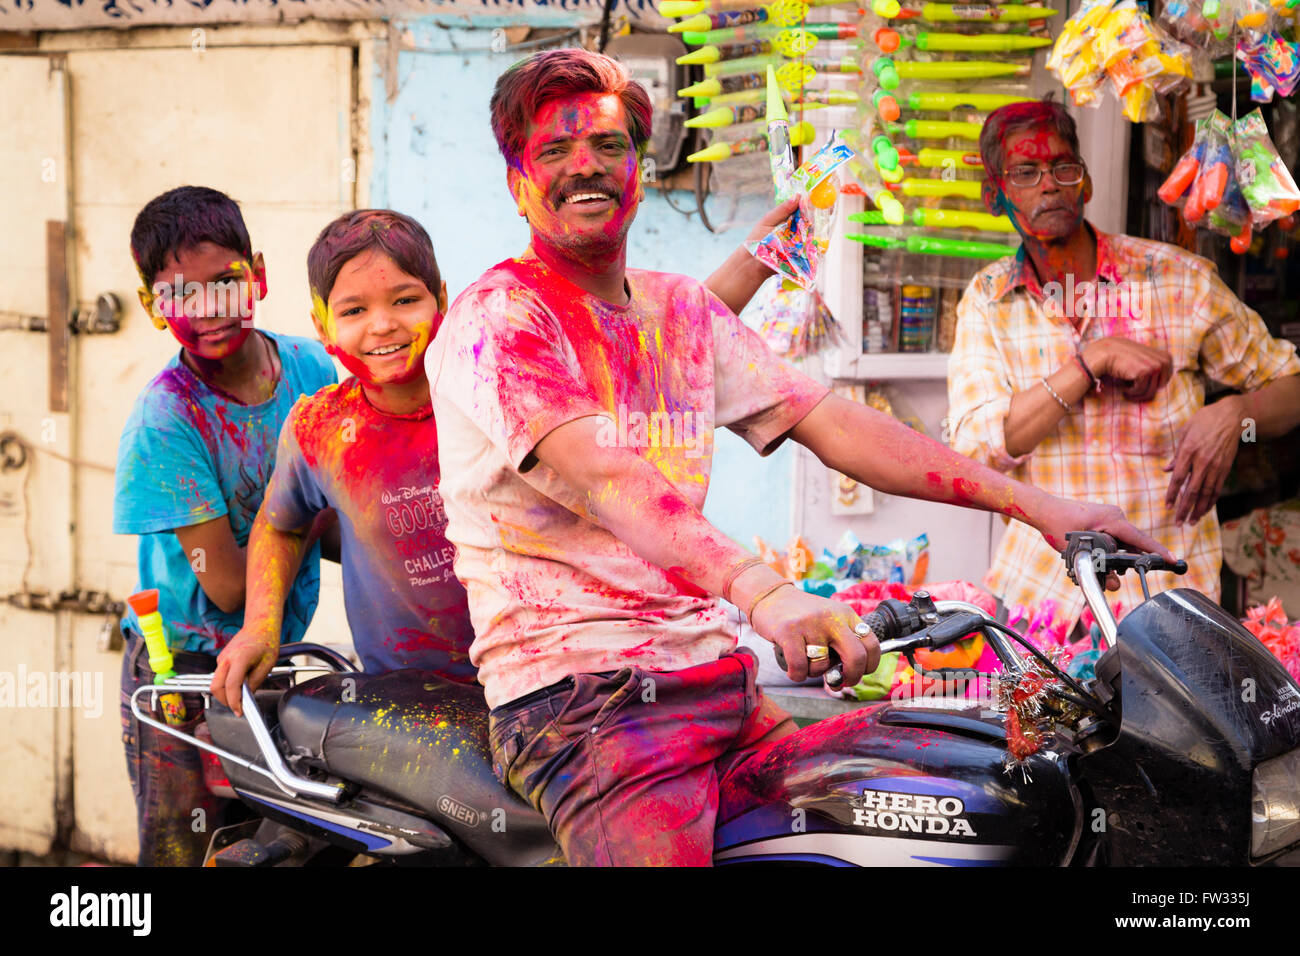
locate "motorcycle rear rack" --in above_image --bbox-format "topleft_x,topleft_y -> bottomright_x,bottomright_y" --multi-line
129,644 -> 359,804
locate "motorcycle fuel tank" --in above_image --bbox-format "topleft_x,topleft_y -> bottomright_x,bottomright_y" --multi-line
715,699 -> 1080,866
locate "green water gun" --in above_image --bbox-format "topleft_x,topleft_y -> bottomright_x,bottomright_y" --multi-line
687,120 -> 817,163
887,118 -> 985,141
872,26 -> 1052,52
847,232 -> 1018,257
881,1 -> 1058,21
851,207 -> 1014,231
893,177 -> 983,198
897,146 -> 984,169
905,90 -> 1034,112
683,21 -> 860,53
680,59 -> 857,99
872,55 -> 1032,81
127,589 -> 188,726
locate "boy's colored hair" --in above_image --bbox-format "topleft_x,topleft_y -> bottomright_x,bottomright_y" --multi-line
130,186 -> 253,283
307,210 -> 442,307
979,95 -> 1081,185
489,47 -> 653,170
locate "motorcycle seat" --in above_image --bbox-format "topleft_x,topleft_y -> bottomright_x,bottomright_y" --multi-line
277,670 -> 561,866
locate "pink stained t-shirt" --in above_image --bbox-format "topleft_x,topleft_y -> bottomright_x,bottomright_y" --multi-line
426,254 -> 830,708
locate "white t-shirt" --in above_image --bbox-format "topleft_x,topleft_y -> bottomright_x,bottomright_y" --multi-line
427,253 -> 829,708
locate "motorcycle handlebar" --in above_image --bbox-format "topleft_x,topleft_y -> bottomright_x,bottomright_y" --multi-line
772,604 -> 987,690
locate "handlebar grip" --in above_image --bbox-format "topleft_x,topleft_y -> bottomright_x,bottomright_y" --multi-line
770,602 -> 904,688
860,608 -> 890,641
1087,531 -> 1119,553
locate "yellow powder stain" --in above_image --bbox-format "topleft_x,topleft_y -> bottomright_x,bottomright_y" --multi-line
311,290 -> 337,341
405,319 -> 432,372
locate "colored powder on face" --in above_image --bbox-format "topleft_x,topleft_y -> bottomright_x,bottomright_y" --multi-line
312,290 -> 337,341
404,319 -> 434,374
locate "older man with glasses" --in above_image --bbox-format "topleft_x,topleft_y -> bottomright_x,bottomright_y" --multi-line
947,97 -> 1300,629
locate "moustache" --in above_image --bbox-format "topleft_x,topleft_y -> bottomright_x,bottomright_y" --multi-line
552,177 -> 623,210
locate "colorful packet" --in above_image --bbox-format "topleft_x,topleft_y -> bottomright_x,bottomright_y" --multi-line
1232,109 -> 1300,227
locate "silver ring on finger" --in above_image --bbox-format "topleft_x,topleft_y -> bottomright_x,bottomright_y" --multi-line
853,623 -> 875,639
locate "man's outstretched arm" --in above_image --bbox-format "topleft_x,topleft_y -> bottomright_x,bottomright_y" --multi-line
789,392 -> 1176,558
532,414 -> 877,687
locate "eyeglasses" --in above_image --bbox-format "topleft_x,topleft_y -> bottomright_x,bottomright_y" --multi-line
1002,162 -> 1086,188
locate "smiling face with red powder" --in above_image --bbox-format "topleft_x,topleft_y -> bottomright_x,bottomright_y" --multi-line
508,91 -> 643,272
306,210 -> 448,415
315,249 -> 444,390
979,101 -> 1097,290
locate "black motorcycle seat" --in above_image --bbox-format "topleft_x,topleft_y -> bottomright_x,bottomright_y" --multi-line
278,670 -> 561,866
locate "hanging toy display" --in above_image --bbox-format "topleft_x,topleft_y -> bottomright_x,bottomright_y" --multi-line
1236,27 -> 1300,102
1046,0 -> 1196,122
1158,109 -> 1300,253
1233,109 -> 1300,225
1156,0 -> 1300,102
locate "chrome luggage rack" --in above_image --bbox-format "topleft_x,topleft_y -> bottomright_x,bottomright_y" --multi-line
129,644 -> 358,803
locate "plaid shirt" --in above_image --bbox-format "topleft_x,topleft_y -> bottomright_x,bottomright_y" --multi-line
948,223 -> 1300,626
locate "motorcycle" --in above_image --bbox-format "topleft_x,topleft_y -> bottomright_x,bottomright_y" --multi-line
130,531 -> 1300,866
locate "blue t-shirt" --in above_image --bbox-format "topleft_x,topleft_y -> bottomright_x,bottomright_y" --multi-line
113,331 -> 337,654
260,377 -> 476,679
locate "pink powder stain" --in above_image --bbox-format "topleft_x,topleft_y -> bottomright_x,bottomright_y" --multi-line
664,566 -> 708,598
213,403 -> 246,450
952,477 -> 979,503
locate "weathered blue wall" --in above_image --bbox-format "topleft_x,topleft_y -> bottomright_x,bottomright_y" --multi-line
369,21 -> 797,549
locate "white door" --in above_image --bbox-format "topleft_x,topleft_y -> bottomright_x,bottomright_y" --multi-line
1,39 -> 358,861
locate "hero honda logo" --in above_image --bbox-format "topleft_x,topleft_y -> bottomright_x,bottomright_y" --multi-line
852,789 -> 977,838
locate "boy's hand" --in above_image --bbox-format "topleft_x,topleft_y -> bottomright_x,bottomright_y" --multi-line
749,585 -> 879,686
211,623 -> 280,716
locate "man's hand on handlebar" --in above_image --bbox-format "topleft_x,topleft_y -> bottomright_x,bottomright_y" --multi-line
211,622 -> 281,716
1030,496 -> 1179,592
749,586 -> 880,686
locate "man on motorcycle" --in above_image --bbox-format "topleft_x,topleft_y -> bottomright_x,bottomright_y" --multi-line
425,47 -> 1175,866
